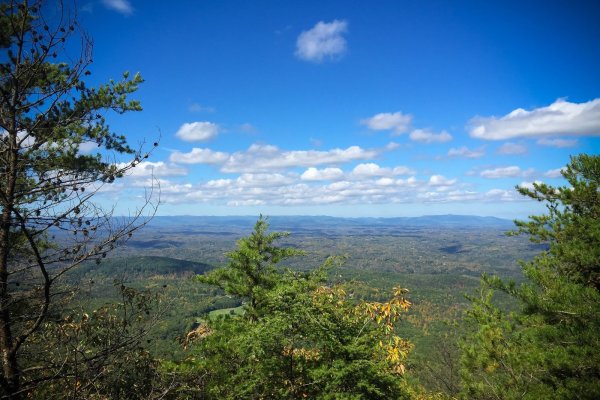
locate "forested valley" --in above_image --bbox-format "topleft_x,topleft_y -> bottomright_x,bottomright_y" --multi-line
1,1 -> 599,398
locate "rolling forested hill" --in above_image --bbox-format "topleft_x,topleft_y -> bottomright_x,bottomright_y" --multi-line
63,214 -> 531,388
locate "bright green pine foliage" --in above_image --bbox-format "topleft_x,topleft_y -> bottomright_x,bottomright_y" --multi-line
460,154 -> 600,399
197,216 -> 302,321
171,217 -> 414,399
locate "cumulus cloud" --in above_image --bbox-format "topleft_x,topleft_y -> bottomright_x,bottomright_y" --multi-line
496,142 -> 527,155
170,143 -> 388,173
482,189 -> 521,202
1,129 -> 35,148
295,20 -> 348,62
78,141 -> 98,154
235,173 -> 295,187
351,163 -> 415,179
544,168 -> 565,178
447,146 -> 485,159
361,112 -> 413,135
409,129 -> 452,143
301,167 -> 344,181
392,166 -> 414,175
468,98 -> 600,140
352,163 -> 388,178
480,166 -> 534,179
428,175 -> 457,186
129,178 -> 192,194
517,181 -> 550,193
223,144 -> 384,172
175,122 -> 220,142
118,161 -> 188,177
153,166 -> 533,208
170,148 -> 229,165
375,177 -> 395,186
102,0 -> 133,14
536,137 -> 578,148
228,199 -> 266,207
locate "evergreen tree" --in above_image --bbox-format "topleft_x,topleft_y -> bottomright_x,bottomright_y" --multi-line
0,1 -> 157,396
177,217 -> 414,399
460,154 -> 600,399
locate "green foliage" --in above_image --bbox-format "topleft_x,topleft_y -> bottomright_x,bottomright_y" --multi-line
512,153 -> 600,289
460,154 -> 600,399
0,1 -> 156,397
172,218 -> 414,399
197,216 -> 303,321
65,256 -> 235,361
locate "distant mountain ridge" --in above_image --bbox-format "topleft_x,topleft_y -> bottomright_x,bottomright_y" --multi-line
148,214 -> 514,230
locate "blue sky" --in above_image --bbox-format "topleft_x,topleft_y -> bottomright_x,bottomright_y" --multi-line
77,0 -> 599,218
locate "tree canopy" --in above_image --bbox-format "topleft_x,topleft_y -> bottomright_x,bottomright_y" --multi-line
460,154 -> 600,399
175,217 -> 414,399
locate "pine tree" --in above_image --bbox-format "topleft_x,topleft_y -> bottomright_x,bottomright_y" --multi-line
180,217 -> 414,399
0,1 -> 157,396
460,154 -> 600,399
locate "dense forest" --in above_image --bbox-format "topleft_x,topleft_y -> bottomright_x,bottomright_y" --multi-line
1,1 -> 599,399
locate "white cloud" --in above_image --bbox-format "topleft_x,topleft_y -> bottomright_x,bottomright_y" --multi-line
1,130 -> 35,148
228,199 -> 266,207
518,181 -> 543,191
235,173 -> 295,187
351,163 -> 415,179
361,112 -> 413,135
204,178 -> 232,188
221,145 -> 383,172
170,144 -> 387,173
175,122 -> 220,142
496,142 -> 527,155
295,20 -> 348,62
428,175 -> 457,186
169,148 -> 229,165
349,163 -> 415,179
102,0 -> 133,14
544,168 -> 565,178
469,98 -> 600,140
447,146 -> 485,159
375,177 -> 395,186
154,168 -> 534,208
78,141 -> 98,154
129,178 -> 192,194
392,166 -> 414,175
483,189 -> 520,202
480,166 -> 534,179
352,163 -> 388,177
536,137 -> 578,148
118,161 -> 188,177
301,167 -> 344,181
409,129 -> 452,143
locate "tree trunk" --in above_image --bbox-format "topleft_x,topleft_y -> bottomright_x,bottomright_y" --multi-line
0,77 -> 22,397
0,187 -> 21,399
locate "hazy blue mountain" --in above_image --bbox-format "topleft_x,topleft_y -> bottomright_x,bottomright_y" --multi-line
147,215 -> 514,231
